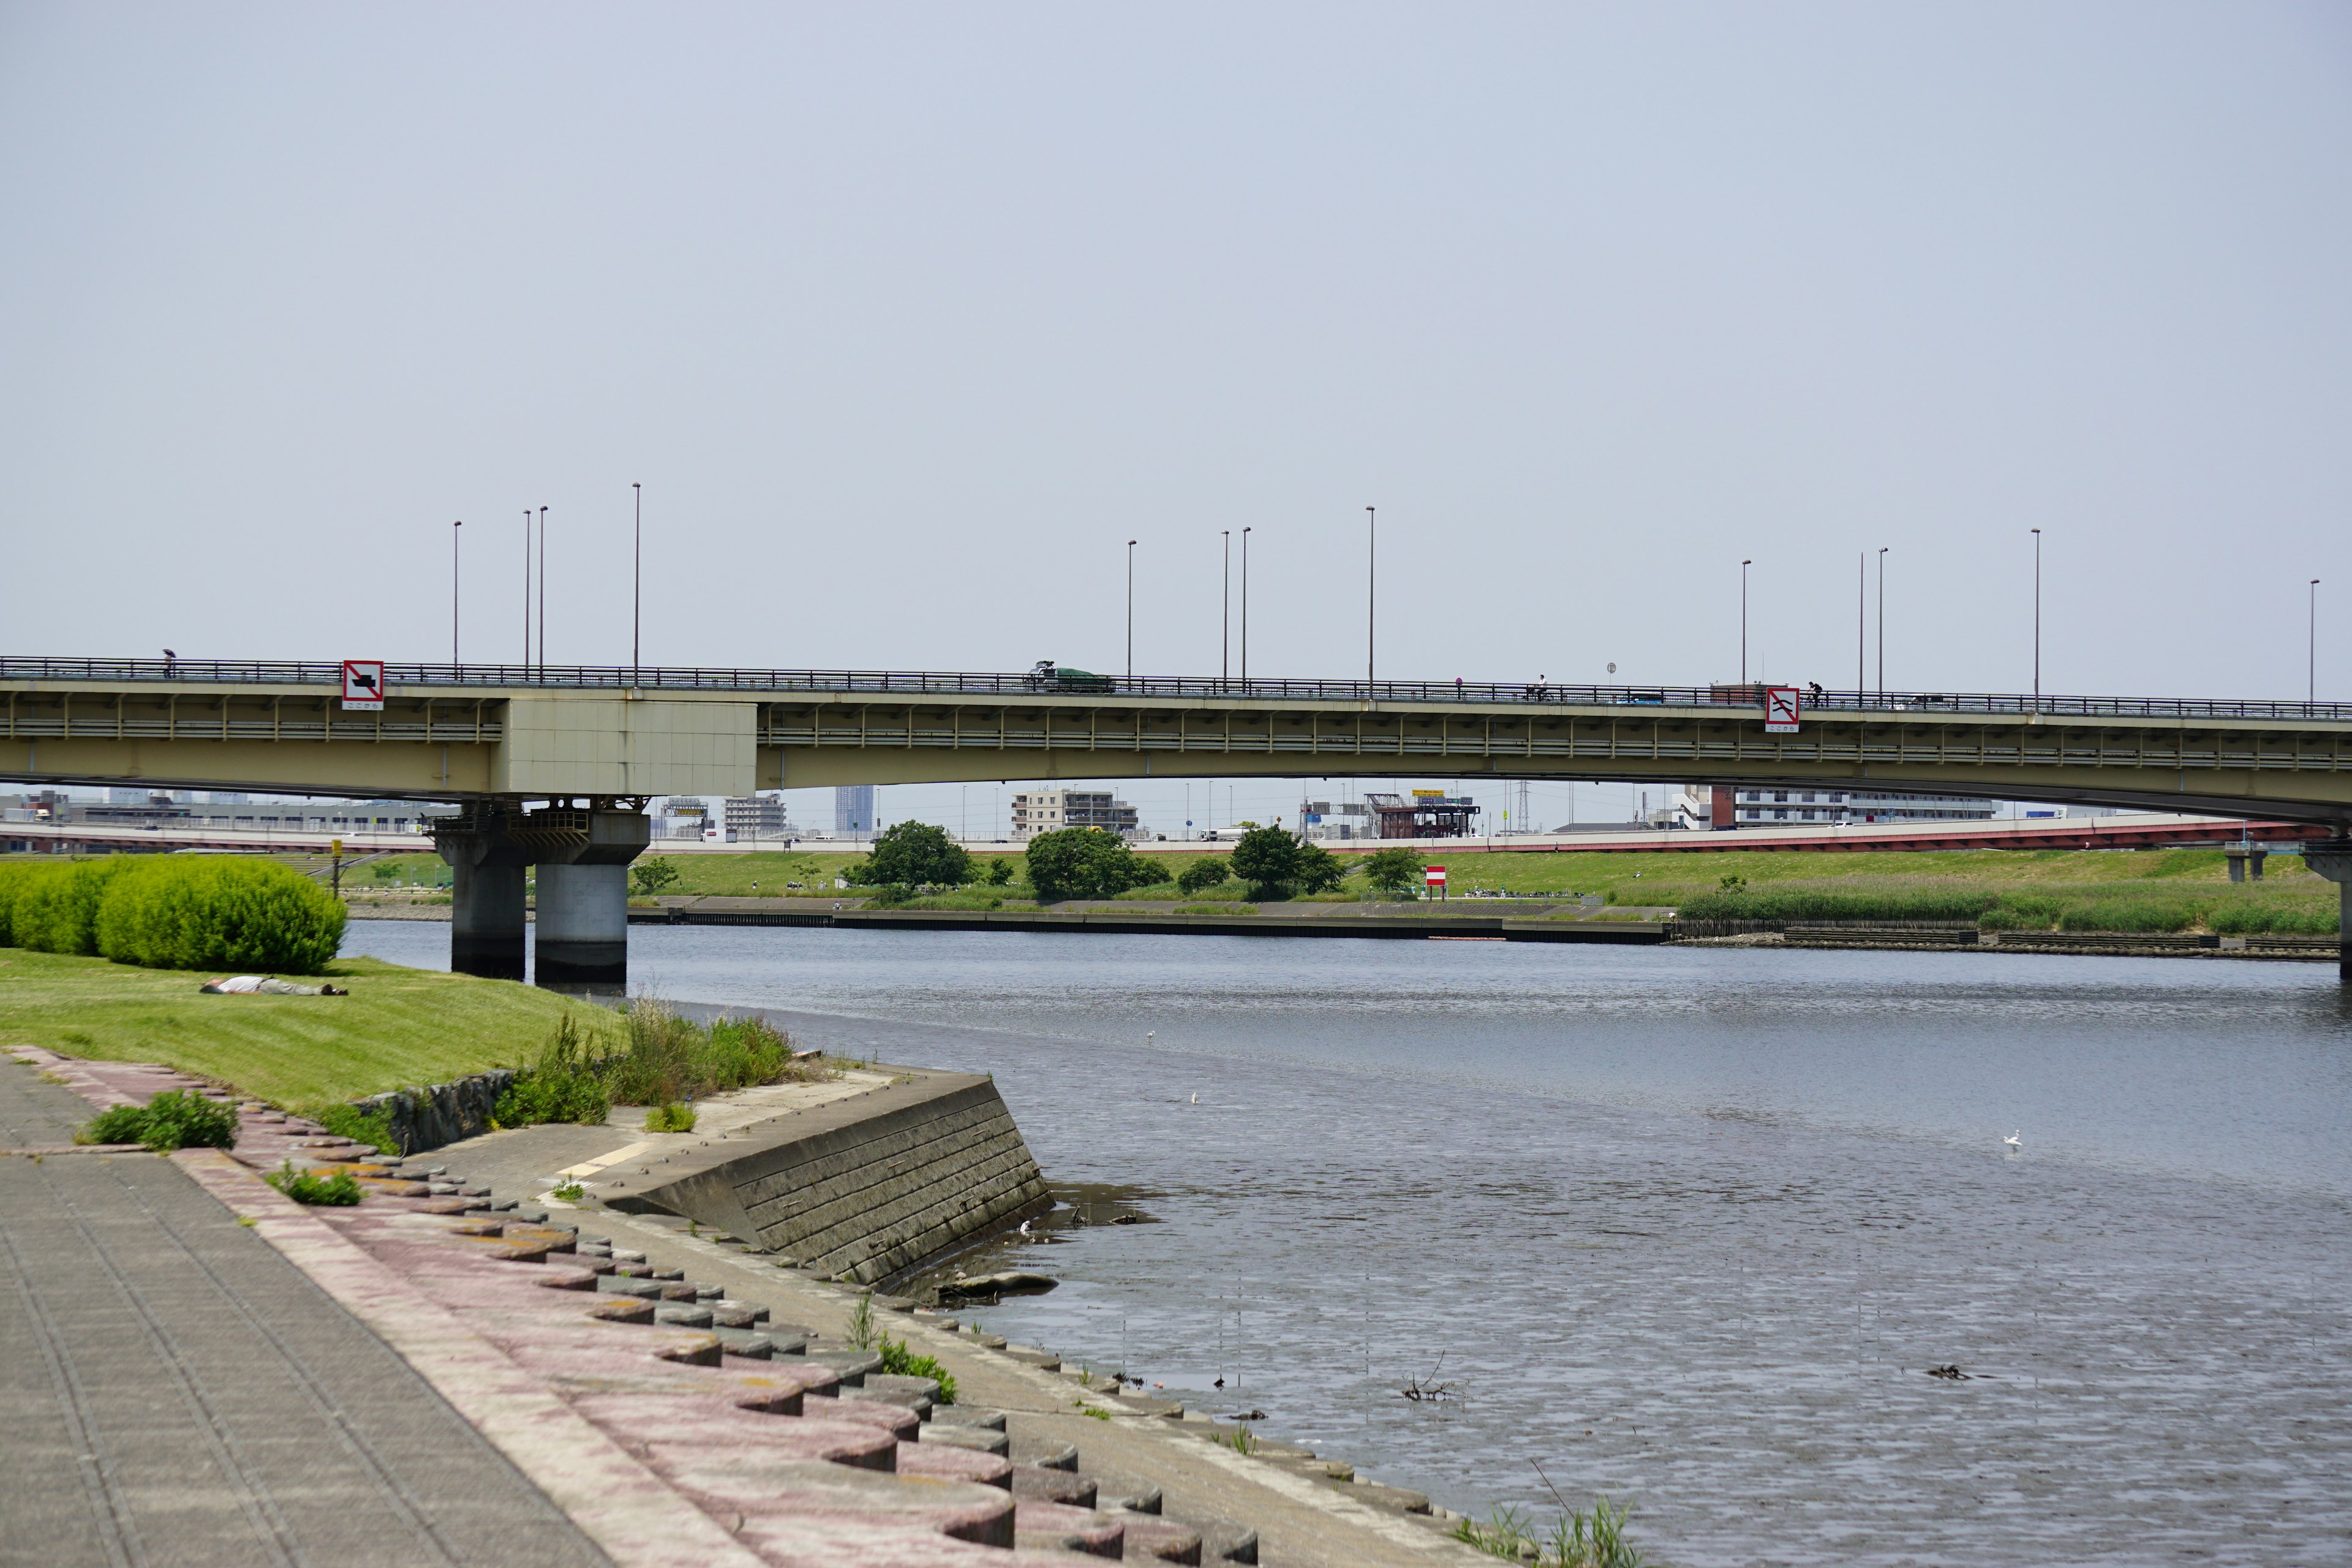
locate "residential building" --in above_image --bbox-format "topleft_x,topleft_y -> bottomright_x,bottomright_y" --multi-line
1010,789 -> 1139,840
1715,786 -> 1997,827
724,795 -> 794,840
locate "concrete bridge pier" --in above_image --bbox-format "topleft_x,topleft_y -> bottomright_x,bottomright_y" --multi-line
530,809 -> 652,988
432,808 -> 533,980
2303,841 -> 2352,982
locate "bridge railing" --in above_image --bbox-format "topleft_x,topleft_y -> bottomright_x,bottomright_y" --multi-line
4,657 -> 2349,724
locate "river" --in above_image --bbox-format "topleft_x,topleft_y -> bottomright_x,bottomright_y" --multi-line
342,920 -> 2352,1566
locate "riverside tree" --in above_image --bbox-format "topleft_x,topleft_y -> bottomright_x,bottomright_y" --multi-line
1229,826 -> 1348,899
854,821 -> 973,888
1363,848 -> 1422,897
1176,856 -> 1230,895
1023,827 -> 1158,901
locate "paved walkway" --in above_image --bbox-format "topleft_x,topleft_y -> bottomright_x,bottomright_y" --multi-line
0,1057 -> 611,1568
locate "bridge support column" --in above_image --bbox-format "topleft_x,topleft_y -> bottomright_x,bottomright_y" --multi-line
530,809 -> 652,989
2303,841 -> 2352,983
433,807 -> 532,980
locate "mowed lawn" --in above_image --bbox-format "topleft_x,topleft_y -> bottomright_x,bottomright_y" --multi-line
0,948 -> 621,1110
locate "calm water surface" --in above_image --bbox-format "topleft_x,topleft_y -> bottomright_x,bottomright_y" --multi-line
346,921 -> 2352,1566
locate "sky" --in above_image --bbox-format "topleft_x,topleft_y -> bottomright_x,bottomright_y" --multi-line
6,4 -> 2349,834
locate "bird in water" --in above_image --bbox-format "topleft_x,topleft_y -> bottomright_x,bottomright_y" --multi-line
1017,1219 -> 1032,1237
1189,1093 -> 1199,1104
1213,1376 -> 1225,1389
2003,1131 -> 2023,1152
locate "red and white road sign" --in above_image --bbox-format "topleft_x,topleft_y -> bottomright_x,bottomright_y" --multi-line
341,660 -> 385,712
1425,865 -> 1447,887
1763,686 -> 1800,734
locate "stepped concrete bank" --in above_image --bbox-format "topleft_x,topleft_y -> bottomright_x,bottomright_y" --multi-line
602,1068 -> 1053,1286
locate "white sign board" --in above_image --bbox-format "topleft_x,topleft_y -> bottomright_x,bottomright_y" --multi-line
341,660 -> 385,712
1763,685 -> 1800,734
1425,865 -> 1447,886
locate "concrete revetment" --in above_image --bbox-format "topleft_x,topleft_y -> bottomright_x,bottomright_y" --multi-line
434,802 -> 652,985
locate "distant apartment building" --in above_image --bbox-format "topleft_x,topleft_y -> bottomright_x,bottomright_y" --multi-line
724,794 -> 794,840
834,784 -> 876,839
1010,789 -> 1139,840
1709,786 -> 1997,827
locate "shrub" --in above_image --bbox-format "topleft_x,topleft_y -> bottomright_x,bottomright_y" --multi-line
1292,842 -> 1346,894
630,859 -> 681,896
1024,828 -> 1159,901
92,856 -> 346,973
1175,856 -> 1231,895
1363,848 -> 1422,897
986,858 -> 1014,886
853,821 -> 973,889
266,1161 -> 364,1205
495,1011 -> 616,1128
644,1102 -> 697,1133
81,1088 -> 240,1152
312,1102 -> 398,1153
9,859 -> 143,954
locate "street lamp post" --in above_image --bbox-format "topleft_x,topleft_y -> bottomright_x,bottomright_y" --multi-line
523,509 -> 533,670
1126,539 -> 1137,680
451,520 -> 463,665
1221,530 -> 1231,688
1740,559 -> 1752,685
1365,505 -> 1376,687
633,483 -> 643,685
2313,579 -> 2323,704
1241,526 -> 1251,686
1856,551 -> 1865,698
2031,529 -> 2042,714
1876,547 -> 1888,697
537,506 -> 548,669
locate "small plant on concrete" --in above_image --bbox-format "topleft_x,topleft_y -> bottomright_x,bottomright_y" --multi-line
1082,1406 -> 1110,1420
265,1161 -> 363,1206
1222,1424 -> 1257,1456
644,1102 -> 696,1133
1454,1504 -> 1537,1559
313,1101 -> 398,1154
81,1088 -> 239,1153
549,1180 -> 586,1202
877,1336 -> 957,1404
848,1289 -> 878,1349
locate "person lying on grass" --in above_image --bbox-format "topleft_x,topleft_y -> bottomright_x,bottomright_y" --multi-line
200,975 -> 348,995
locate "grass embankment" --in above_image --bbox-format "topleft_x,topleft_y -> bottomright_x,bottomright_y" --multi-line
0,948 -> 621,1110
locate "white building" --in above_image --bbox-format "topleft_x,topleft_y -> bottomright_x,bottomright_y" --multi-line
1722,787 -> 1996,826
723,794 -> 794,840
1010,789 -> 1140,840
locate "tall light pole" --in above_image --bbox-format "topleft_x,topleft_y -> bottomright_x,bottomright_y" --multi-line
1876,547 -> 1888,697
1126,539 -> 1137,680
1856,551 -> 1864,698
1221,530 -> 1231,688
451,519 -> 463,665
523,508 -> 533,669
1240,526 -> 1251,685
1740,559 -> 1752,685
2313,579 -> 2323,704
2031,529 -> 2042,713
632,483 -> 643,685
1365,505 -> 1376,687
537,506 -> 548,670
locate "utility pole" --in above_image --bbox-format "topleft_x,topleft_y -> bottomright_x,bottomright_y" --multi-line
1876,547 -> 1888,698
451,519 -> 462,664
1126,539 -> 1137,680
2313,579 -> 2323,704
1221,530 -> 1231,688
2031,529 -> 2042,714
1740,560 -> 1752,685
524,509 -> 533,669
1856,552 -> 1864,699
537,506 -> 548,670
1365,506 -> 1376,687
633,483 -> 642,685
1240,526 -> 1251,685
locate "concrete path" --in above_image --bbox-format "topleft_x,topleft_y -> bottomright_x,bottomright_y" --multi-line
0,1057 -> 611,1568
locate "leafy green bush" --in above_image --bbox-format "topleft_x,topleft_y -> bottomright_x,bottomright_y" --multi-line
312,1102 -> 398,1152
7,859 -> 143,954
266,1161 -> 364,1205
1675,888 -> 2003,922
986,858 -> 1014,886
1176,856 -> 1231,895
81,1088 -> 240,1152
850,821 -> 973,889
499,1005 -> 815,1125
877,1335 -> 957,1404
1362,848 -> 1422,897
644,1102 -> 697,1133
92,856 -> 345,973
1022,827 -> 1159,901
495,1011 -> 616,1128
630,858 -> 681,896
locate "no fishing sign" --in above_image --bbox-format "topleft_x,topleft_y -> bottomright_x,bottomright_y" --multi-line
1763,685 -> 1801,733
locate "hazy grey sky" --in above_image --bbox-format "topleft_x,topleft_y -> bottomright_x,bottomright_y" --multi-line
6,4 -> 2349,829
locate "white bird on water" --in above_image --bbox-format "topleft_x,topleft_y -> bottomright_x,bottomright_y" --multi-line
1189,1093 -> 1199,1104
2003,1131 -> 2023,1152
1017,1219 -> 1032,1237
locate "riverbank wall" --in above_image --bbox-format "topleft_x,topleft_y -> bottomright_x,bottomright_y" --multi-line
601,1066 -> 1051,1285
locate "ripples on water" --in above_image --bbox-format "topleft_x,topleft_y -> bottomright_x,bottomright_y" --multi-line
347,922 -> 2352,1564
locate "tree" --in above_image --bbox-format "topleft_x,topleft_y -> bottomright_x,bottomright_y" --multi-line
1292,842 -> 1346,894
1363,848 -> 1422,897
1175,856 -> 1230,895
986,857 -> 1014,886
1024,827 -> 1158,901
855,821 -> 973,888
630,859 -> 681,897
1229,825 -> 1304,898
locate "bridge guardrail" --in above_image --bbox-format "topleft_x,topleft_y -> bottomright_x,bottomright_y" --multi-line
4,657 -> 2348,724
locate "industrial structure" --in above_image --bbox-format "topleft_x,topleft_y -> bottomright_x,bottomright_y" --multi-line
1363,790 -> 1482,839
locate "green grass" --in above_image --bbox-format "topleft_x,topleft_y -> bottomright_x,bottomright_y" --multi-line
265,1161 -> 364,1205
0,947 -> 624,1109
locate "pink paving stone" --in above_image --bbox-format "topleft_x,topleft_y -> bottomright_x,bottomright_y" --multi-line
731,1520 -> 1076,1568
894,1440 -> 1012,1489
567,1395 -> 895,1471
1013,1499 -> 1125,1557
643,1449 -> 1015,1546
1113,1510 -> 1207,1564
796,1393 -> 919,1442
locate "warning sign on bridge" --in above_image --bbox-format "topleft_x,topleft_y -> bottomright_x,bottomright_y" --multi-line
1763,686 -> 1800,734
342,660 -> 385,712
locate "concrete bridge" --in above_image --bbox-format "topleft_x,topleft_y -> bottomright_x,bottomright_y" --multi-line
7,655 -> 2350,980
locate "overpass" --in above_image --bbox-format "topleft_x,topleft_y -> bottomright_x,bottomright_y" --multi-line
7,655 -> 2350,980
